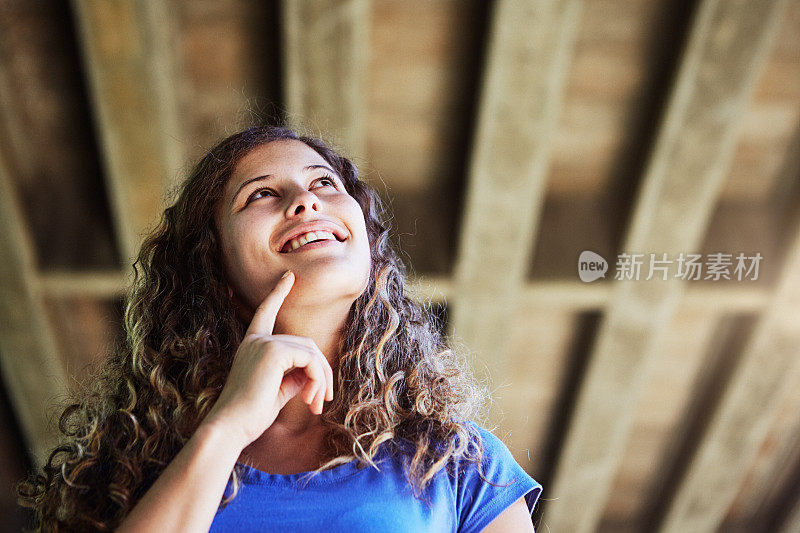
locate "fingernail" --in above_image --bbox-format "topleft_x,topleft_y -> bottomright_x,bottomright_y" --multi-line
282,270 -> 292,279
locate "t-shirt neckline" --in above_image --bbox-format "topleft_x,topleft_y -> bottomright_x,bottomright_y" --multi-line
234,453 -> 383,486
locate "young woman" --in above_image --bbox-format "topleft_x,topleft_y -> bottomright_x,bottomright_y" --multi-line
19,126 -> 542,531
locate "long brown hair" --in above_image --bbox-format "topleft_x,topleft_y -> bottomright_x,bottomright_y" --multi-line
18,125 -> 490,530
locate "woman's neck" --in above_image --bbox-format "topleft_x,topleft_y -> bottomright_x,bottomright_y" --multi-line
239,421 -> 332,474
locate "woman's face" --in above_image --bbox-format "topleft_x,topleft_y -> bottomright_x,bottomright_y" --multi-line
215,139 -> 372,314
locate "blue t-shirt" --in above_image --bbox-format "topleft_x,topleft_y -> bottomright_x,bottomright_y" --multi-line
210,423 -> 542,532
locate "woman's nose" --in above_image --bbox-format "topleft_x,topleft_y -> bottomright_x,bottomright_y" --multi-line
285,187 -> 320,217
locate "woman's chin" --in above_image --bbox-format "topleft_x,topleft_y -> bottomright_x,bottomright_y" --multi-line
287,267 -> 367,302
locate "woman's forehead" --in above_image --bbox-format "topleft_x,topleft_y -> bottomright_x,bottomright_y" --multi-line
230,139 -> 329,184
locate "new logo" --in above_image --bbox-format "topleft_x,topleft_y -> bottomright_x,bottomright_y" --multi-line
578,250 -> 607,282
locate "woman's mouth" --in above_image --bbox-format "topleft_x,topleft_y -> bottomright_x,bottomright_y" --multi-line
280,229 -> 346,253
281,237 -> 345,254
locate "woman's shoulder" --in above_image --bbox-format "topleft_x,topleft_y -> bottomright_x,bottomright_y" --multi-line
449,420 -> 527,462
447,421 -> 543,533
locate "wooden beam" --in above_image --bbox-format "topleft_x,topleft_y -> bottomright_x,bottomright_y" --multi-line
546,1 -> 788,531
71,0 -> 184,264
0,149 -> 68,466
38,270 -> 128,298
448,0 -> 582,421
659,197 -> 800,531
281,0 -> 368,158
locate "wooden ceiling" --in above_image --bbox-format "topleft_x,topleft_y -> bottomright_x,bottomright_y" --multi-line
1,0 -> 799,531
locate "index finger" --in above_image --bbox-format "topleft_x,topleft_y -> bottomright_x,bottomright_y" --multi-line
245,270 -> 295,336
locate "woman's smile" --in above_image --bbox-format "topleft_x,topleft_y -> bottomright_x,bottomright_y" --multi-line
282,237 -> 342,253
274,220 -> 349,253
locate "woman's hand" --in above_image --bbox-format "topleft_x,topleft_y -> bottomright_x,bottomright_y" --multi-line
201,270 -> 335,449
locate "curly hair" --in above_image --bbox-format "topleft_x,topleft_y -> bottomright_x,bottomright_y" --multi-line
17,125 -> 492,530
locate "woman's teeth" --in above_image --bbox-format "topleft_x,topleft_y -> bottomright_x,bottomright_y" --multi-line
287,230 -> 337,251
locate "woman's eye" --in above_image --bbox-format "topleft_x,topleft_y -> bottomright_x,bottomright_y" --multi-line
316,176 -> 337,188
245,188 -> 275,204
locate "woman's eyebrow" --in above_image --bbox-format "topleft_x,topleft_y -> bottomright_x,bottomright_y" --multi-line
305,164 -> 341,182
231,165 -> 340,207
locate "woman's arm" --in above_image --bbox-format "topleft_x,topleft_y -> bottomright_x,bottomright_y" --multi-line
481,497 -> 535,533
116,420 -> 244,533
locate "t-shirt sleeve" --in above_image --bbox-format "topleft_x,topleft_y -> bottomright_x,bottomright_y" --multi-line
454,424 -> 542,533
